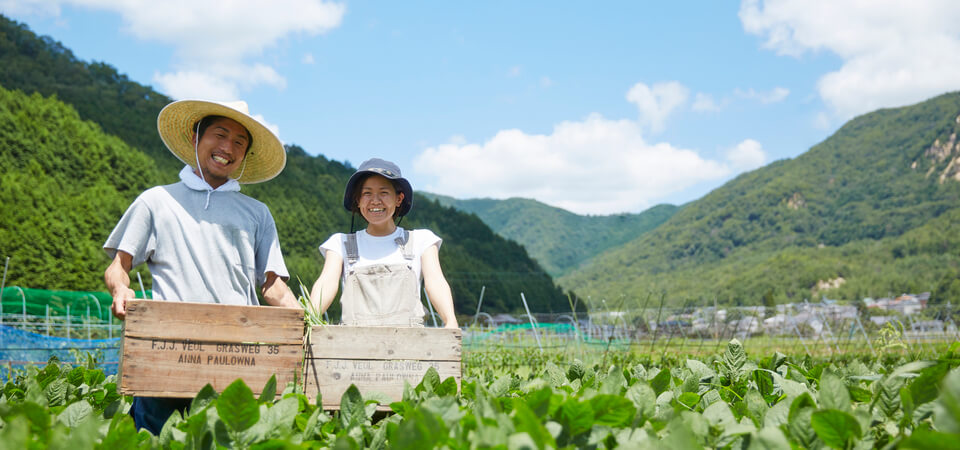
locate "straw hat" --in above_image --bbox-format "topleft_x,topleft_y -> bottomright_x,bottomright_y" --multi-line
157,100 -> 286,184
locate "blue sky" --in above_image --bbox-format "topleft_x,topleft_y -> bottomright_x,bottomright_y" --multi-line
3,1 -> 960,214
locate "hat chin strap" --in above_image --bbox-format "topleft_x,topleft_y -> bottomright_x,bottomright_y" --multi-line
194,122 -> 214,210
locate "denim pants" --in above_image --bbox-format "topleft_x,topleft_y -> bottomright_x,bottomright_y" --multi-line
131,396 -> 192,435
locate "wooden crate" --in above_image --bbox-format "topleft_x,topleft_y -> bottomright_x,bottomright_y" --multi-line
119,300 -> 305,397
302,326 -> 462,409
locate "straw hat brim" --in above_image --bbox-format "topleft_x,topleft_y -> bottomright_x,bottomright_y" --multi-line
157,100 -> 285,184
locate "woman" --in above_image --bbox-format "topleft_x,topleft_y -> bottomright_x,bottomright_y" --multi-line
311,158 -> 458,328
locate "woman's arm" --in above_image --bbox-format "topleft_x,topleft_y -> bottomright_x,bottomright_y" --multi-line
310,250 -> 343,313
421,244 -> 458,328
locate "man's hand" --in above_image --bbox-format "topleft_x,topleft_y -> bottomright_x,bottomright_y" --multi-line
104,251 -> 134,319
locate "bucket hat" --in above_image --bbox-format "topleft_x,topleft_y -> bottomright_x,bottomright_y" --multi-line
157,100 -> 285,184
343,158 -> 413,217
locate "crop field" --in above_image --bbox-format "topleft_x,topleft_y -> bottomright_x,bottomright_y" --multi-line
1,336 -> 959,449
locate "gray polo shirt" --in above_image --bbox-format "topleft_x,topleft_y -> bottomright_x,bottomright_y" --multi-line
104,170 -> 289,305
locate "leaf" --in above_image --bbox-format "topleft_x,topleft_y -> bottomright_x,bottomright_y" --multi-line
524,386 -> 554,418
899,429 -> 960,449
686,359 -> 714,379
753,369 -> 776,398
678,392 -> 701,410
722,339 -> 747,382
872,375 -> 904,419
217,379 -> 259,432
789,392 -> 816,422
702,401 -> 737,428
58,400 -> 93,427
83,369 -> 105,388
933,368 -> 960,433
763,400 -> 789,428
911,363 -> 949,406
44,378 -> 68,407
511,400 -> 557,449
417,366 -> 441,394
436,376 -> 459,397
811,409 -> 862,449
339,384 -> 366,430
567,360 -> 586,382
190,384 -> 218,416
66,367 -> 85,387
589,394 -> 636,427
650,368 -> 672,396
625,382 -> 656,423
557,398 -> 594,438
390,406 -> 448,450
745,390 -> 769,426
818,372 -> 851,412
786,407 -> 819,449
747,426 -> 792,450
99,414 -> 139,449
259,374 -> 277,404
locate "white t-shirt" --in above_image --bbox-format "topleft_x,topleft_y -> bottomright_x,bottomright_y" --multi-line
319,227 -> 442,295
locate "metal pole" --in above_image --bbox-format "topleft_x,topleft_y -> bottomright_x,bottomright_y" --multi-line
520,293 -> 543,352
87,305 -> 91,340
0,256 -> 9,326
18,286 -> 26,325
855,316 -> 875,355
66,304 -> 71,339
46,304 -> 50,337
472,285 -> 486,326
88,294 -> 103,322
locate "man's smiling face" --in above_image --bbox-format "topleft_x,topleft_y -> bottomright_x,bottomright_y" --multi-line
192,117 -> 249,188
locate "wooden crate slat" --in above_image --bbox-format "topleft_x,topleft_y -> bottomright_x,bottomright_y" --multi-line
120,337 -> 302,397
305,326 -> 461,360
303,359 -> 461,408
123,300 -> 305,344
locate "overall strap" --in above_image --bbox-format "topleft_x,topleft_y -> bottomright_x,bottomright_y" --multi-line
394,229 -> 414,261
343,233 -> 360,267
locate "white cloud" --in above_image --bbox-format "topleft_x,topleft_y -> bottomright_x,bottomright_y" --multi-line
626,81 -> 690,134
740,0 -> 960,119
735,87 -> 789,104
413,113 -> 741,215
153,71 -> 238,101
0,0 -> 60,16
725,139 -> 767,170
692,93 -> 722,112
301,53 -> 315,64
10,0 -> 345,99
508,66 -> 522,77
540,76 -> 553,88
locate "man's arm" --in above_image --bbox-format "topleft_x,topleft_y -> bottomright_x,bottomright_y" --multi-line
261,272 -> 299,308
421,245 -> 458,328
104,251 -> 135,320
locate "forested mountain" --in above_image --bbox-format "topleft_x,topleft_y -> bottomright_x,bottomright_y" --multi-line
423,194 -> 678,277
0,15 -> 571,315
562,92 -> 960,307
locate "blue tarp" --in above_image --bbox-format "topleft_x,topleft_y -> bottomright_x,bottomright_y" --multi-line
0,324 -> 119,380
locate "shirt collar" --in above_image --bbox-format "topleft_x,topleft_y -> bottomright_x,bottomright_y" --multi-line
179,165 -> 241,192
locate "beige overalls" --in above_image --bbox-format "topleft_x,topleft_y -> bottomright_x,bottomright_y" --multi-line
340,230 -> 425,327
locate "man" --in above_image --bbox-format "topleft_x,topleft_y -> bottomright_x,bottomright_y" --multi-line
103,99 -> 299,433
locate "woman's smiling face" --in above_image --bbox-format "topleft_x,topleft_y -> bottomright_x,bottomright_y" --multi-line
357,174 -> 404,226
